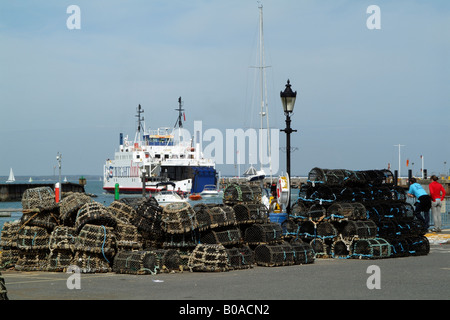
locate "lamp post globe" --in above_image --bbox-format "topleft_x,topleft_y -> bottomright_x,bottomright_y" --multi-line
280,79 -> 297,114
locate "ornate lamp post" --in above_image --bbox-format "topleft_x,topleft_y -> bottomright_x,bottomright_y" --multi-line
280,80 -> 297,214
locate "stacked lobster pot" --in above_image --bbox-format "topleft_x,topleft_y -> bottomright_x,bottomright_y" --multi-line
14,187 -> 59,271
72,202 -> 118,273
288,167 -> 429,259
0,221 -> 20,269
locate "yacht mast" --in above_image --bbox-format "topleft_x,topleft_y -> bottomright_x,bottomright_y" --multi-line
258,4 -> 272,180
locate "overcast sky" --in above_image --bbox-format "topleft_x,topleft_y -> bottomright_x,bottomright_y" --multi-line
1,0 -> 449,178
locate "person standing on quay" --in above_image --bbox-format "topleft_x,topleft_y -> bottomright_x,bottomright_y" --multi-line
407,178 -> 432,230
429,175 -> 446,232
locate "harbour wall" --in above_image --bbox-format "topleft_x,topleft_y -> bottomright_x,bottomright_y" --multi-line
220,176 -> 450,194
0,182 -> 85,202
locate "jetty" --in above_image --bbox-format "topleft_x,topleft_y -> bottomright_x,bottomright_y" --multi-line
0,182 -> 85,202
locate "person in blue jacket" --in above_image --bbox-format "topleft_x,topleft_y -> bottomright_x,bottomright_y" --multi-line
407,177 -> 431,230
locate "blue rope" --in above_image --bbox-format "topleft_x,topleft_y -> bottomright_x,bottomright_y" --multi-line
101,225 -> 110,264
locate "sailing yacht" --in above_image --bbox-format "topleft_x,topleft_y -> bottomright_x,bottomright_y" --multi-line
6,168 -> 15,183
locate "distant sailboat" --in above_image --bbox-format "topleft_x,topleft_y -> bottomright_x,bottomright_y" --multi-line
6,168 -> 15,183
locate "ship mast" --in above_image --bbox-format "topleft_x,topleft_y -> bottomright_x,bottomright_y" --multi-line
134,104 -> 145,144
174,96 -> 184,129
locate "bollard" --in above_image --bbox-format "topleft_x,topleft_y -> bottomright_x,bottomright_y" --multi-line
114,183 -> 120,201
55,182 -> 60,203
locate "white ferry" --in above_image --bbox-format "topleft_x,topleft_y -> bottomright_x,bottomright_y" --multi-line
103,99 -> 216,195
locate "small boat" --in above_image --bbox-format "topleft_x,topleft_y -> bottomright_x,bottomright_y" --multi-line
153,190 -> 187,206
200,184 -> 219,197
189,193 -> 202,201
6,168 -> 15,183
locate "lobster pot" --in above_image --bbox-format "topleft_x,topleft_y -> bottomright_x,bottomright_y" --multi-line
113,250 -> 158,275
75,202 -> 117,233
47,250 -> 74,271
351,238 -> 391,259
302,185 -> 337,203
396,219 -> 427,237
376,219 -> 398,239
136,197 -> 163,218
49,226 -> 76,251
226,246 -> 254,270
406,236 -> 430,256
22,187 -> 57,211
223,183 -> 259,205
307,168 -> 349,186
118,197 -> 147,210
388,237 -> 410,257
309,238 -> 330,258
194,204 -> 236,230
74,224 -> 116,256
130,214 -> 163,242
0,248 -> 19,269
365,204 -> 386,222
233,203 -> 268,225
254,242 -> 295,267
17,226 -> 50,251
289,201 -> 309,221
360,169 -> 394,186
0,220 -> 20,249
400,203 -> 414,220
331,239 -> 351,259
281,219 -> 299,239
372,186 -> 393,201
161,202 -> 198,234
71,251 -> 111,273
152,249 -> 183,273
391,186 -> 407,202
15,250 -> 49,271
201,227 -> 242,246
327,202 -> 366,221
115,222 -> 143,251
291,242 -> 315,265
163,232 -> 198,249
108,201 -> 137,224
298,221 -> 316,240
59,192 -> 91,226
307,204 -> 326,222
244,223 -> 282,245
316,221 -> 338,241
193,204 -> 213,230
188,244 -> 229,272
20,210 -> 59,232
339,220 -> 378,240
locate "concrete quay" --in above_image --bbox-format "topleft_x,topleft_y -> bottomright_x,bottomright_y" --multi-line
2,232 -> 449,301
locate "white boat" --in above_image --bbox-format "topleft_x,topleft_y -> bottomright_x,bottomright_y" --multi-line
6,168 -> 15,183
200,184 -> 220,197
152,190 -> 187,206
103,100 -> 216,195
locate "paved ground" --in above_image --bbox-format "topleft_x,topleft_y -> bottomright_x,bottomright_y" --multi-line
1,230 -> 449,316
